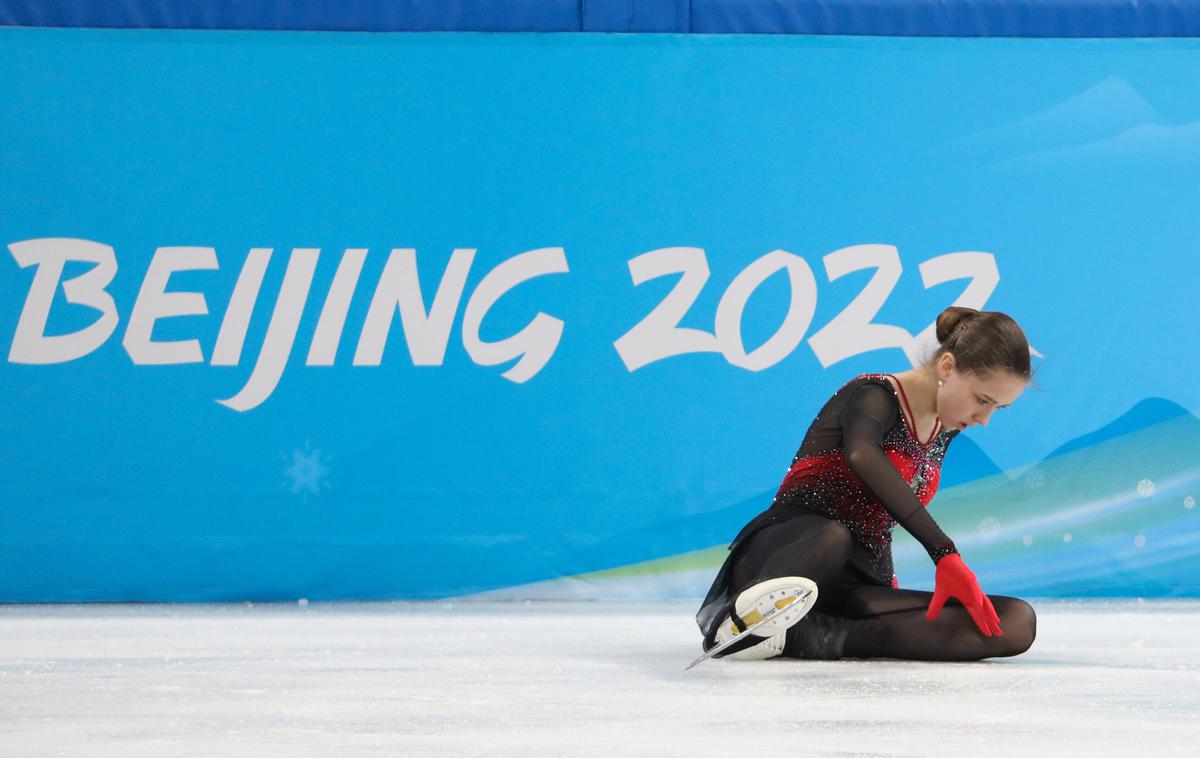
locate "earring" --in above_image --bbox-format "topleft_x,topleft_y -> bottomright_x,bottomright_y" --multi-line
937,379 -> 944,387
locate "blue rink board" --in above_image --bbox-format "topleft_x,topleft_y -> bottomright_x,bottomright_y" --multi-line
3,28 -> 1200,600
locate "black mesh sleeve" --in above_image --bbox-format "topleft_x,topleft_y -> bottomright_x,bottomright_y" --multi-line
840,383 -> 958,563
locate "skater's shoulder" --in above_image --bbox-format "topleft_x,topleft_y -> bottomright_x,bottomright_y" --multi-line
835,375 -> 902,425
840,373 -> 901,402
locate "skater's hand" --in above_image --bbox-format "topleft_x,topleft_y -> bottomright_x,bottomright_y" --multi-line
925,553 -> 1004,637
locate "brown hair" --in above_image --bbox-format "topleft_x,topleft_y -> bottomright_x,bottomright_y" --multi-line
930,307 -> 1031,380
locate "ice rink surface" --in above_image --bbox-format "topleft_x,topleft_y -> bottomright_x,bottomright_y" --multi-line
1,599 -> 1198,757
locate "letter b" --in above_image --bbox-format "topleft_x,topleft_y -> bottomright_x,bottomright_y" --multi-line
8,238 -> 119,364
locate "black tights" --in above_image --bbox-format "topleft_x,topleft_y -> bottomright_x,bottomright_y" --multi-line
730,512 -> 1036,661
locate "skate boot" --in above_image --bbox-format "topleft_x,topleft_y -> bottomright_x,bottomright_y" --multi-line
706,576 -> 818,661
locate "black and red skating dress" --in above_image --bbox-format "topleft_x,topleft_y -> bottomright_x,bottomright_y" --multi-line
696,373 -> 962,645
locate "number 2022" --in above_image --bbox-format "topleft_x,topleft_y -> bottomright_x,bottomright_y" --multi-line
612,245 -> 999,372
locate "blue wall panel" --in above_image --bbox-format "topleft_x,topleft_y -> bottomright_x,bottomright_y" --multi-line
3,28 -> 1200,600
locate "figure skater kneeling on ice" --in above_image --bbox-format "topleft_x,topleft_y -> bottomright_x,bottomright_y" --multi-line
692,306 -> 1037,667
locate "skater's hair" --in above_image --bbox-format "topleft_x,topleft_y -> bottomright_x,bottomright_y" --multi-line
929,307 -> 1031,381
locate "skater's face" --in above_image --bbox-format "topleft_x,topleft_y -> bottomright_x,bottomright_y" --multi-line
935,356 -> 1026,432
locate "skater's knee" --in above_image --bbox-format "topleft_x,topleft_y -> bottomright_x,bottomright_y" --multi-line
994,596 -> 1036,656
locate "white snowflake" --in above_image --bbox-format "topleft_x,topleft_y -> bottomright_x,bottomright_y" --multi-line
1025,468 -> 1046,489
1062,533 -> 1073,543
1021,534 -> 1034,547
1136,479 -> 1155,498
1133,535 -> 1147,549
1185,496 -> 1196,510
281,441 -> 333,501
978,517 -> 1001,540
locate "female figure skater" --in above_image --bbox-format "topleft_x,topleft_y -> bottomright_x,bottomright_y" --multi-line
695,306 -> 1037,663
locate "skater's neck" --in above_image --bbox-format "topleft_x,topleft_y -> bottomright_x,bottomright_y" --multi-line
888,367 -> 939,430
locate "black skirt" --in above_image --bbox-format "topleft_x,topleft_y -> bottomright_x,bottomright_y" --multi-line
694,504 -> 892,647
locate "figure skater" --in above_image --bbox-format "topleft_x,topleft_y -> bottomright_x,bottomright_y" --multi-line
695,306 -> 1037,663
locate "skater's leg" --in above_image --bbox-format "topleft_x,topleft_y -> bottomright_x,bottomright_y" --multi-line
729,512 -> 853,595
807,585 -> 1037,661
695,513 -> 852,661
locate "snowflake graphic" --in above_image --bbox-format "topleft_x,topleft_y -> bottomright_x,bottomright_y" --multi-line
281,441 -> 333,501
1025,468 -> 1045,490
977,516 -> 1001,540
1136,479 -> 1155,498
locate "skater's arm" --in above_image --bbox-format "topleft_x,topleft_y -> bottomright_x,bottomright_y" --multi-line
841,384 -> 958,563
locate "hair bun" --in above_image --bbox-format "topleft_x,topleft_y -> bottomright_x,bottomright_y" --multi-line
935,306 -> 979,344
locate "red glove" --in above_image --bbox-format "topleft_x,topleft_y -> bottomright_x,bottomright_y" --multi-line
925,553 -> 1004,637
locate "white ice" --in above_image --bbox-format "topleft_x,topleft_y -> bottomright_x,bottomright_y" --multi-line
1,600 -> 1198,757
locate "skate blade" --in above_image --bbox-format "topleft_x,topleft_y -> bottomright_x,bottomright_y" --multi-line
685,588 -> 812,671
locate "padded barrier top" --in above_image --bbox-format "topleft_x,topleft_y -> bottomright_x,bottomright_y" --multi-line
2,0 -> 1199,37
